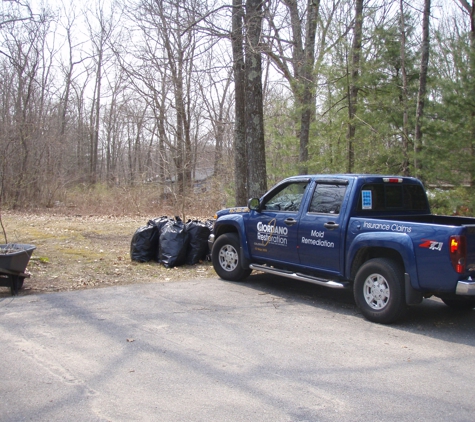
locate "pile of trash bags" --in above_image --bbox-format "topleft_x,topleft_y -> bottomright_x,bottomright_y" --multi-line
130,216 -> 213,268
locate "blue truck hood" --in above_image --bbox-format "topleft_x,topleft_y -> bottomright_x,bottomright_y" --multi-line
215,206 -> 250,219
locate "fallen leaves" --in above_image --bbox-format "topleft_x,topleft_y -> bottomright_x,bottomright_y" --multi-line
0,212 -> 216,297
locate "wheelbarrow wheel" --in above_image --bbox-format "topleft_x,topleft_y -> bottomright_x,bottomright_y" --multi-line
10,276 -> 24,296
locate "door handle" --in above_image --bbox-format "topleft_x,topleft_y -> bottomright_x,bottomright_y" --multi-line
284,218 -> 298,226
324,221 -> 339,230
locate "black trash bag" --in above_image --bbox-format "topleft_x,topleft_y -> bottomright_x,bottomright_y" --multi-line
185,220 -> 211,265
159,217 -> 190,268
148,216 -> 171,261
148,216 -> 170,231
130,224 -> 160,262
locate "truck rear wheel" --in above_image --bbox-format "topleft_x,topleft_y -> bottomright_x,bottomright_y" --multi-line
354,258 -> 406,324
212,233 -> 252,281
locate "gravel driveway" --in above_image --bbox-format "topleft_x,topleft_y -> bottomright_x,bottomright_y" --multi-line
1,274 -> 475,421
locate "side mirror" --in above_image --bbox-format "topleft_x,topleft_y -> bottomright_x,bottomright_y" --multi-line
248,197 -> 261,212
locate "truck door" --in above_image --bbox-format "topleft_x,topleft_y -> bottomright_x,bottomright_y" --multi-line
298,181 -> 349,275
245,180 -> 308,265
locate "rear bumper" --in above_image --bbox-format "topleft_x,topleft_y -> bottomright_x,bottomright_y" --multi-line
456,278 -> 475,295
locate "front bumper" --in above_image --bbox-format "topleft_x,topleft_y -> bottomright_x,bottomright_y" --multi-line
208,234 -> 216,252
456,277 -> 475,295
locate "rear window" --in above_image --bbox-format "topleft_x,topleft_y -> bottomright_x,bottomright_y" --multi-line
357,183 -> 428,213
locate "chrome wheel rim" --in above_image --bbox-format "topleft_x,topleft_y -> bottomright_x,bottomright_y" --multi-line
363,273 -> 390,310
218,244 -> 239,272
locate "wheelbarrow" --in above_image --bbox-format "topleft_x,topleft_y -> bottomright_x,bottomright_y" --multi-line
0,244 -> 36,295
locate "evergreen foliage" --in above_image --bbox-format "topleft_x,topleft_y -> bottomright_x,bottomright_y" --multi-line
1,0 -> 474,214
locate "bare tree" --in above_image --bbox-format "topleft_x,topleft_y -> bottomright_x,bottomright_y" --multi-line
111,16 -> 170,191
199,53 -> 233,178
264,0 -> 346,174
135,0 -> 198,200
58,2 -> 86,139
85,2 -> 117,185
117,0 -> 219,216
103,68 -> 128,185
0,4 -> 55,207
70,72 -> 93,181
0,0 -> 34,30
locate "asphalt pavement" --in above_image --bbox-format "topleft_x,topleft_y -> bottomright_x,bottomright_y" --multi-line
1,274 -> 475,421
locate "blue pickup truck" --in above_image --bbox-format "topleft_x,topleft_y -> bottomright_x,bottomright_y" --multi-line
209,175 -> 475,323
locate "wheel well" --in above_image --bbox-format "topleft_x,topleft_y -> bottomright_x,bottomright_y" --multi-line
214,224 -> 238,239
350,247 -> 404,280
213,224 -> 251,270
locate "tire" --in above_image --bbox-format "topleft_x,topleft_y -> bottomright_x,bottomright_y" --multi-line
212,233 -> 252,281
353,258 -> 406,324
441,297 -> 475,310
10,276 -> 24,296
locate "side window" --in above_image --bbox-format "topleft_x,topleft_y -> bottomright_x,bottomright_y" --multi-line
309,184 -> 347,214
263,182 -> 308,212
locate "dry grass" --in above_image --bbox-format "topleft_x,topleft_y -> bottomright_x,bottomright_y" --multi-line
0,211 -> 217,298
0,182 -> 235,297
40,180 -> 231,219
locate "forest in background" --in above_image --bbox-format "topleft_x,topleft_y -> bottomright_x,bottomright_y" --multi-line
0,0 -> 474,217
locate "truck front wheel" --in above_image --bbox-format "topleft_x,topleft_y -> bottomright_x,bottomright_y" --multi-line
354,258 -> 406,324
212,233 -> 252,281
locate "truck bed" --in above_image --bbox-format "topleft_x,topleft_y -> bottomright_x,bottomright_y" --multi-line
363,214 -> 475,227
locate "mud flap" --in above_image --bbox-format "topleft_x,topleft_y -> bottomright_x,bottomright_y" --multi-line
405,273 -> 423,305
240,246 -> 251,270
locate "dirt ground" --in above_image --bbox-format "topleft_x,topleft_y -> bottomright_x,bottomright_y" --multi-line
0,212 -> 217,298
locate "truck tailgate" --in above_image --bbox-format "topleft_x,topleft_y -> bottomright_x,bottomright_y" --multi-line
464,225 -> 475,272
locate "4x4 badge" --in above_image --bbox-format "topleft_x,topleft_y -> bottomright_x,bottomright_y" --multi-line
419,240 -> 443,251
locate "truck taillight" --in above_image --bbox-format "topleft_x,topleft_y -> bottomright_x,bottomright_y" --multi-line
383,177 -> 403,183
449,235 -> 466,274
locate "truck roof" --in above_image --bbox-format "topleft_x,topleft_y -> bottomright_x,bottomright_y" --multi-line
280,174 -> 422,184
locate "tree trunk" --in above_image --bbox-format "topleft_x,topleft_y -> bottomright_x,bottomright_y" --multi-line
399,0 -> 410,176
458,1 -> 475,187
245,0 -> 267,198
469,1 -> 475,188
298,0 -> 319,174
346,0 -> 363,173
277,0 -> 320,175
232,0 -> 248,205
414,0 -> 431,180
89,34 -> 103,186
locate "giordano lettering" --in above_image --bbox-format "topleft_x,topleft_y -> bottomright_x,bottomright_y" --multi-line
256,219 -> 288,247
257,221 -> 288,235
